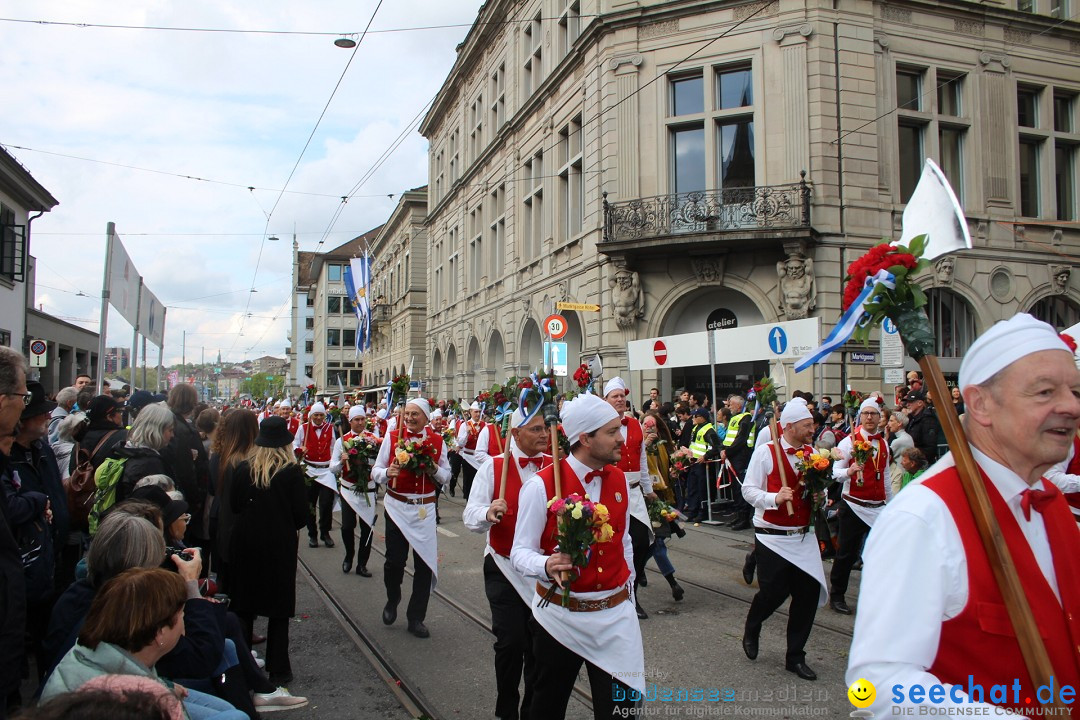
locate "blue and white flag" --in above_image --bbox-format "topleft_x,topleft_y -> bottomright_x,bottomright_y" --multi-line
345,256 -> 372,355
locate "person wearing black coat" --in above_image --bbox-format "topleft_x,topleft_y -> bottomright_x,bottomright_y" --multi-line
228,417 -> 308,686
903,389 -> 942,465
80,395 -> 128,471
166,385 -> 210,545
104,403 -> 175,505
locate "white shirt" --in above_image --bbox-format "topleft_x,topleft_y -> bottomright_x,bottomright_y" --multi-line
510,453 -> 636,599
462,438 -> 544,545
292,422 -> 336,463
1043,441 -> 1080,496
742,436 -> 806,530
831,427 -> 895,523
474,421 -> 503,467
371,426 -> 451,492
621,417 -> 653,495
847,448 -> 1060,716
889,429 -> 915,457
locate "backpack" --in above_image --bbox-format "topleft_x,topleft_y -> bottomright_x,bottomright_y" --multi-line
89,455 -> 127,535
65,430 -> 118,532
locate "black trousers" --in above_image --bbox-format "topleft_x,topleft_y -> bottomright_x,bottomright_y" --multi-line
462,460 -> 478,499
528,617 -> 638,720
829,502 -> 871,601
685,463 -> 707,517
238,613 -> 291,681
340,492 -> 375,568
306,481 -> 335,537
628,516 -> 653,592
383,512 -> 433,623
744,538 -> 819,665
448,452 -> 462,493
484,555 -> 535,720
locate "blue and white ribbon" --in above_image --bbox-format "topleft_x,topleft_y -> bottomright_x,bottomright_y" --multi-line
794,270 -> 896,373
385,380 -> 394,410
518,373 -> 553,427
494,402 -> 513,424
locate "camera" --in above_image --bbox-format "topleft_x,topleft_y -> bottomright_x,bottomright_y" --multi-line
164,547 -> 194,563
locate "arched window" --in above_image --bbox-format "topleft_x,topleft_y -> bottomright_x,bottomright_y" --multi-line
925,289 -> 977,358
1028,296 -> 1080,331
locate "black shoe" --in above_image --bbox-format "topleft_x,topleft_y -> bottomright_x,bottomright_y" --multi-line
357,566 -> 371,577
342,558 -> 353,574
638,574 -> 647,588
730,518 -> 752,531
786,661 -> 817,681
742,628 -> 759,660
853,560 -> 863,571
672,522 -> 687,538
320,533 -> 335,548
830,599 -> 852,615
407,621 -> 430,638
669,580 -> 684,602
308,536 -> 318,548
742,552 -> 756,585
635,602 -> 648,620
449,488 -> 456,497
382,603 -> 397,625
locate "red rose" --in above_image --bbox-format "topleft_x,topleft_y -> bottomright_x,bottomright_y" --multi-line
1061,333 -> 1078,353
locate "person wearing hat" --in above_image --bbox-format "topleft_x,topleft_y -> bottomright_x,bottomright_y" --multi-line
847,314 -> 1080,715
510,392 -> 644,720
228,416 -> 309,686
293,401 -> 338,548
602,377 -> 655,620
125,390 -> 156,427
329,404 -> 381,576
685,407 -> 723,522
827,396 -> 892,615
740,398 -> 828,681
81,396 -> 128,471
457,401 -> 489,500
371,397 -> 450,638
903,387 -> 941,464
463,406 -> 552,720
722,394 -> 757,531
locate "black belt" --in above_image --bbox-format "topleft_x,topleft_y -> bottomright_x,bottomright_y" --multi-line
843,494 -> 885,508
754,526 -> 810,537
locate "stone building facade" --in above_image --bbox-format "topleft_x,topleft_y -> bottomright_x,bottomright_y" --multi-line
417,0 -> 1079,402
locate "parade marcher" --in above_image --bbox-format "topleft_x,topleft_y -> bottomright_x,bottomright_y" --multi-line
372,398 -> 450,638
473,410 -> 506,468
457,401 -> 487,500
293,402 -> 337,549
329,405 -> 380,577
741,398 -> 828,681
685,408 -> 722,522
463,406 -> 551,720
847,313 -> 1080,715
602,377 -> 655,619
827,397 -> 891,615
722,394 -> 756,531
510,392 -> 645,720
445,408 -> 463,497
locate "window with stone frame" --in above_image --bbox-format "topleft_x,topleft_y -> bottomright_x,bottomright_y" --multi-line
522,11 -> 542,97
896,65 -> 970,204
522,150 -> 544,261
557,114 -> 584,242
489,183 -> 505,281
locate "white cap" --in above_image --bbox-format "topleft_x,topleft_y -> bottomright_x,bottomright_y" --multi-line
348,405 -> 366,420
377,409 -> 388,419
310,402 -> 327,415
780,398 -> 812,426
561,393 -> 620,446
430,408 -> 443,419
859,397 -> 883,416
407,397 -> 432,420
469,401 -> 481,411
273,400 -> 282,408
959,313 -> 1071,390
280,398 -> 292,408
603,377 -> 628,398
511,406 -> 529,428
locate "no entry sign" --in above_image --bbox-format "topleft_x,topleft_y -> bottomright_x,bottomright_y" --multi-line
653,340 -> 668,366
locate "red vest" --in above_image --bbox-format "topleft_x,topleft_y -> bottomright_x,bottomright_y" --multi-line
761,442 -> 813,528
287,416 -> 300,435
388,428 -> 444,495
486,424 -> 504,454
925,468 -> 1080,711
1065,435 -> 1080,515
464,420 -> 484,451
487,454 -> 551,557
845,427 -> 888,503
616,417 -> 644,475
302,422 -> 334,462
537,460 -> 630,593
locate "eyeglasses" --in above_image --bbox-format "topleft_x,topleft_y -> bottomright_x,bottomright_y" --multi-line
5,392 -> 32,407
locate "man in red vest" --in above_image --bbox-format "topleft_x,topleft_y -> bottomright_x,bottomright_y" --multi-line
828,396 -> 891,615
741,398 -> 828,681
1043,332 -> 1080,520
603,377 -> 655,620
293,401 -> 338,549
372,397 -> 450,639
463,406 -> 551,720
330,405 -> 382,577
511,392 -> 645,720
457,401 -> 487,500
848,313 -> 1080,715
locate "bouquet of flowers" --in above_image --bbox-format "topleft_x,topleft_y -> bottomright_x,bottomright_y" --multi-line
540,493 -> 614,607
341,435 -> 379,503
850,438 -> 874,487
572,363 -> 593,392
394,437 -> 438,476
669,447 -> 695,479
388,374 -> 410,407
842,389 -> 863,418
647,498 -> 680,528
750,375 -> 778,410
441,425 -> 458,451
793,447 -> 843,514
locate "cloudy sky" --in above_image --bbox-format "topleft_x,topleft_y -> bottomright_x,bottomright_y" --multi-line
2,0 -> 480,365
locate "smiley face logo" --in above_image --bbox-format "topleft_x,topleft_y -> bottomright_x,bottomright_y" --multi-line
848,678 -> 876,708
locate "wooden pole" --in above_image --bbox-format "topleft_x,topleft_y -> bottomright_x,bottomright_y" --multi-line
769,403 -> 795,516
549,420 -> 567,589
495,431 -> 512,517
919,355 -> 1066,712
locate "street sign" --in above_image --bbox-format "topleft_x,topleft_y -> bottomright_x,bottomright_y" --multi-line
653,340 -> 668,366
544,314 -> 568,340
543,342 -> 568,376
556,301 -> 601,313
627,318 -> 819,371
29,339 -> 47,368
849,351 -> 877,363
880,318 -> 904,367
884,368 -> 906,384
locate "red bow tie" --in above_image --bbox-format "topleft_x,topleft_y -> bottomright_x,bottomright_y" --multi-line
785,446 -> 802,455
584,470 -> 605,483
866,433 -> 882,441
621,417 -> 629,426
518,456 -> 543,469
1021,485 -> 1060,521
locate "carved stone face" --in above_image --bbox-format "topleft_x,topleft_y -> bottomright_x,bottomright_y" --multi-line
616,273 -> 633,290
785,260 -> 805,279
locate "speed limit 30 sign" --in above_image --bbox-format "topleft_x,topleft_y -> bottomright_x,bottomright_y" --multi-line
544,314 -> 568,340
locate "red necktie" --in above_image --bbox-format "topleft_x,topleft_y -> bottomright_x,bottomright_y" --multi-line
1021,485 -> 1061,521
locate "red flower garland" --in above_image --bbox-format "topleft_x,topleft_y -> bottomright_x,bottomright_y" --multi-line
843,243 -> 920,311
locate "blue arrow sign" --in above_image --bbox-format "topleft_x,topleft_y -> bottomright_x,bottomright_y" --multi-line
882,317 -> 898,334
769,327 -> 788,355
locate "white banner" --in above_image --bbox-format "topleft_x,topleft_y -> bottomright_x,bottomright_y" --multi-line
138,285 -> 166,347
628,318 -> 820,371
107,230 -> 141,327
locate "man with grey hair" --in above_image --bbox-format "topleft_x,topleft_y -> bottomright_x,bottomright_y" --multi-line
0,345 -> 28,718
48,387 -> 78,444
722,394 -> 756,531
0,346 -> 29,437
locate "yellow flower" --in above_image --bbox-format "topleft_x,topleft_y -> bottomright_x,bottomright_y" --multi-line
571,506 -> 583,520
593,503 -> 610,524
547,497 -> 557,508
395,450 -> 410,465
813,458 -> 830,471
795,450 -> 805,458
596,523 -> 614,543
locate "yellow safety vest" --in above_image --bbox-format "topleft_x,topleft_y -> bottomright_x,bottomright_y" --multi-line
689,423 -> 714,459
723,412 -> 756,448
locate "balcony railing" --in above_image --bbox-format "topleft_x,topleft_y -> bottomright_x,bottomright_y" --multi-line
603,175 -> 811,244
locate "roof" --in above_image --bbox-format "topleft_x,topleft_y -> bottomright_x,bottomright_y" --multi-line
326,224 -> 385,257
0,146 -> 59,212
296,251 -> 317,287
